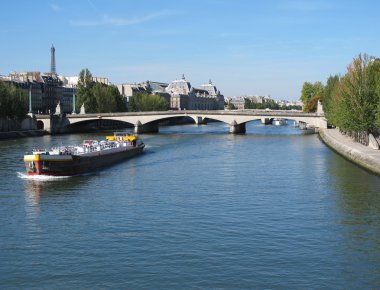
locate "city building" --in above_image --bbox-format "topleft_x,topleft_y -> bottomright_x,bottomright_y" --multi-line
226,96 -> 245,110
118,75 -> 225,111
165,75 -> 224,110
0,46 -> 73,114
226,95 -> 303,110
2,44 -> 226,115
0,45 -> 113,115
6,71 -> 66,114
117,81 -> 169,103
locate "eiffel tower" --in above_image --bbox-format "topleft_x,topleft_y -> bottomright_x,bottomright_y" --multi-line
50,44 -> 56,74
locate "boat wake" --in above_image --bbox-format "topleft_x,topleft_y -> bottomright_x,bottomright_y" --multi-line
17,172 -> 71,181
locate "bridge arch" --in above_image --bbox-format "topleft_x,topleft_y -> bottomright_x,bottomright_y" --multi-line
36,120 -> 44,130
36,110 -> 326,134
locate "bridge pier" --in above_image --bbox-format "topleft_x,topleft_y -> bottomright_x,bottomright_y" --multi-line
261,118 -> 272,125
134,122 -> 159,134
229,123 -> 246,134
48,115 -> 67,134
195,116 -> 207,125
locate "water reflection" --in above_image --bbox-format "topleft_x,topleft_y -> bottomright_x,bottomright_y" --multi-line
328,153 -> 380,221
327,150 -> 380,285
23,175 -> 91,206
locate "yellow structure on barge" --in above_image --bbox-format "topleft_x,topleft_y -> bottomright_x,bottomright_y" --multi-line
106,132 -> 137,142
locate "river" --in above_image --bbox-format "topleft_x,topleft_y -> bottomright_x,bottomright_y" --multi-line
1,121 -> 380,289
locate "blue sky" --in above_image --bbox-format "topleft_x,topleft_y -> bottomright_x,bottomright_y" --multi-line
1,0 -> 379,100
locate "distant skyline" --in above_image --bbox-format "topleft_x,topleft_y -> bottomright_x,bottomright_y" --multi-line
1,0 -> 379,100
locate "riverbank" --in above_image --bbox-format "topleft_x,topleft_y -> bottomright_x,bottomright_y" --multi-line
0,130 -> 46,140
319,128 -> 380,175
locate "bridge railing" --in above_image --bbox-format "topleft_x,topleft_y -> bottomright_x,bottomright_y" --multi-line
36,109 -> 323,118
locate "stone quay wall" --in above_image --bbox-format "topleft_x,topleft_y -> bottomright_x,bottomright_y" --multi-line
319,128 -> 380,176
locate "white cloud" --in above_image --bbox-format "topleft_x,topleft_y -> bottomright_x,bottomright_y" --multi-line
277,0 -> 333,11
70,10 -> 176,27
50,3 -> 63,12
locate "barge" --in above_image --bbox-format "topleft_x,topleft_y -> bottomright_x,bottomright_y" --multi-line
24,133 -> 144,176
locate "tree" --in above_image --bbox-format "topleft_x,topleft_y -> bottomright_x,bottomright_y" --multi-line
244,98 -> 281,110
76,68 -> 96,113
0,81 -> 28,119
335,53 -> 378,133
106,85 -> 126,112
77,86 -> 97,113
305,95 -> 320,113
323,74 -> 340,124
78,68 -> 93,89
369,59 -> 380,129
300,82 -> 314,106
76,68 -> 127,113
226,102 -> 236,110
9,84 -> 28,118
128,93 -> 169,112
93,83 -> 126,113
300,81 -> 325,112
0,81 -> 9,118
93,83 -> 108,113
265,99 -> 280,110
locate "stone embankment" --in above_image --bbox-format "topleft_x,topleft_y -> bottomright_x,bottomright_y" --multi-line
319,128 -> 380,175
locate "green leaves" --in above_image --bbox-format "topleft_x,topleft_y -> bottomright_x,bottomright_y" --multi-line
76,69 -> 126,113
308,53 -> 380,134
244,98 -> 280,110
300,81 -> 324,112
78,68 -> 93,89
94,83 -> 126,113
323,75 -> 340,123
0,81 -> 28,119
369,60 -> 380,129
336,54 -> 378,132
128,92 -> 169,112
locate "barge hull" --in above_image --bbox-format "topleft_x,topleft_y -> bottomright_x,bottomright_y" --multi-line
25,146 -> 144,176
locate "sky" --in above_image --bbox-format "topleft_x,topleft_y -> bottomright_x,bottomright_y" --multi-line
1,0 -> 379,100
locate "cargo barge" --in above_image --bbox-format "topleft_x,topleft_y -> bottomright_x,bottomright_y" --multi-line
24,132 -> 144,176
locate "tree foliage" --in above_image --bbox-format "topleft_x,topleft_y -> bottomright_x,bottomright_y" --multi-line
323,75 -> 340,123
78,68 -> 93,89
0,81 -> 28,119
245,98 -> 280,110
334,54 -> 378,132
300,81 -> 324,112
94,83 -> 126,113
76,68 -> 95,112
306,53 -> 380,136
369,60 -> 380,129
76,69 -> 126,113
226,102 -> 236,110
128,92 -> 169,112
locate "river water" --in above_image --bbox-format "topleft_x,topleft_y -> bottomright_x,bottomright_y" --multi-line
1,121 -> 380,289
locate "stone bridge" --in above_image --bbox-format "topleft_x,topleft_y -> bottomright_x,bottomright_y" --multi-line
36,110 -> 327,134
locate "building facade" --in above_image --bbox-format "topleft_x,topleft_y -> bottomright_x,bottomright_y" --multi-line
2,72 -> 113,115
0,46 -> 116,115
226,96 -> 245,110
118,75 -> 225,111
165,75 -> 224,110
5,71 -> 68,114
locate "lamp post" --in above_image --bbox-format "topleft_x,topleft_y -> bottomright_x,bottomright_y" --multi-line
28,82 -> 33,114
72,92 -> 76,114
29,83 -> 32,113
27,81 -> 36,117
